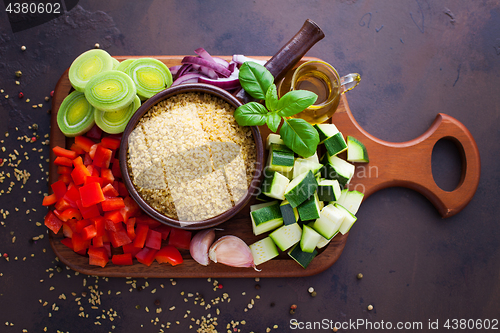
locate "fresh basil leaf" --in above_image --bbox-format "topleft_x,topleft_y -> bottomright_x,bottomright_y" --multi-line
238,62 -> 274,100
279,118 -> 320,157
276,90 -> 318,117
265,84 -> 278,112
266,112 -> 281,133
234,102 -> 268,126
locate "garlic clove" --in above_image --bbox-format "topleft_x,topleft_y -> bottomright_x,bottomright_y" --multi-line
189,228 -> 215,266
208,235 -> 256,269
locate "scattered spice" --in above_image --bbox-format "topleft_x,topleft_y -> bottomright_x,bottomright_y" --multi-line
357,273 -> 363,279
21,45 -> 26,51
15,70 -> 22,78
367,304 -> 374,311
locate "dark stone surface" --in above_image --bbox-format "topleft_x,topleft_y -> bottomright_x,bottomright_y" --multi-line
0,1 -> 498,331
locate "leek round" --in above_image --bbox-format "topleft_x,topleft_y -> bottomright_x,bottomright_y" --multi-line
57,91 -> 96,137
116,59 -> 135,72
111,57 -> 120,69
84,70 -> 137,112
126,58 -> 173,100
94,95 -> 141,134
68,49 -> 114,92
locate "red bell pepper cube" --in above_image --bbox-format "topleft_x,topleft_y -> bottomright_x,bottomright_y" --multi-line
104,219 -> 119,232
108,225 -> 132,248
100,137 -> 121,150
72,232 -> 90,253
86,165 -> 100,177
112,253 -> 133,265
103,242 -> 112,258
92,235 -> 104,248
114,181 -> 129,197
154,225 -> 172,240
76,199 -> 101,219
104,210 -> 124,224
51,180 -> 67,200
53,146 -> 78,160
71,164 -> 91,186
89,144 -> 98,159
126,217 -> 136,240
84,176 -> 104,187
75,136 -> 95,153
88,246 -> 108,268
75,219 -> 92,233
135,215 -> 161,229
91,216 -> 106,237
93,145 -> 113,169
54,156 -> 73,167
81,224 -> 97,240
101,197 -> 125,211
58,207 -> 82,222
42,193 -> 57,206
70,143 -> 85,155
84,153 -> 93,166
111,158 -> 122,178
73,156 -> 84,167
102,183 -> 119,197
60,237 -> 74,250
64,185 -> 80,202
63,223 -> 74,238
168,228 -> 192,250
145,229 -> 162,250
155,245 -> 183,266
55,198 -> 75,212
79,182 -> 105,207
44,211 -> 63,234
120,196 -> 141,222
133,224 -> 149,248
135,247 -> 157,266
85,124 -> 102,140
100,168 -> 115,186
57,166 -> 73,175
122,243 -> 141,257
58,173 -> 72,184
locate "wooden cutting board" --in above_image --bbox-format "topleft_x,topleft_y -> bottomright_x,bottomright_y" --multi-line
48,55 -> 480,278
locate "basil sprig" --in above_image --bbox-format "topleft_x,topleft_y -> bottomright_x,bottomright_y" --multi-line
234,62 -> 319,157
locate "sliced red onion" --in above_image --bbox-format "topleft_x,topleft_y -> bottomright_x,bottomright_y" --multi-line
200,65 -> 218,79
181,56 -> 231,77
171,73 -> 208,87
169,65 -> 182,76
198,76 -> 241,90
232,54 -> 267,66
212,57 -> 230,69
194,47 -> 216,63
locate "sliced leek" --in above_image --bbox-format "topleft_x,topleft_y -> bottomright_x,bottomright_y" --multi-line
126,58 -> 173,100
57,91 -> 95,137
84,70 -> 137,112
116,59 -> 135,72
94,95 -> 141,134
111,57 -> 120,69
68,49 -> 114,92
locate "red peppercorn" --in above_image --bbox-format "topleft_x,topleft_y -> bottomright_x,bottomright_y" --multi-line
218,284 -> 223,289
2,253 -> 8,257
290,304 -> 297,310
50,90 -> 54,97
31,137 -> 36,142
18,92 -> 24,99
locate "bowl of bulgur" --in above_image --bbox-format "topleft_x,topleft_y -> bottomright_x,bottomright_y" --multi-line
119,83 -> 264,230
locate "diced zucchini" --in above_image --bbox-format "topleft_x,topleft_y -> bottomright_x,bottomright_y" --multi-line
335,203 -> 358,235
284,171 -> 318,208
268,143 -> 295,173
297,193 -> 321,221
317,179 -> 342,202
250,201 -> 284,236
300,224 -> 322,253
266,133 -> 285,150
269,223 -> 302,251
334,189 -> 364,215
292,158 -> 323,179
250,237 -> 279,266
303,152 -> 319,164
311,204 -> 345,239
256,191 -> 274,202
306,221 -> 338,249
288,243 -> 318,269
347,136 -> 369,163
261,169 -> 290,200
280,200 -> 299,225
314,123 -> 347,156
319,155 -> 355,187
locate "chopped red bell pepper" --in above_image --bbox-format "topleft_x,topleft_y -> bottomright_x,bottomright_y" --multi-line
60,237 -> 74,250
75,219 -> 92,233
51,180 -> 67,200
62,221 -> 75,238
135,215 -> 161,229
111,158 -> 122,178
76,199 -> 101,219
42,193 -> 58,206
100,168 -> 114,186
79,182 -> 105,207
53,146 -> 78,160
126,217 -> 136,241
73,155 -> 84,167
155,245 -> 183,266
114,181 -> 129,197
54,156 -> 73,167
112,253 -> 133,265
154,225 -> 172,240
103,209 -> 124,224
86,165 -> 100,177
135,247 -> 157,266
120,196 -> 141,222
122,243 -> 141,257
55,197 -> 77,211
103,242 -> 112,258
58,173 -> 72,184
102,183 -> 119,197
71,164 -> 91,186
104,219 -> 118,232
83,153 -> 93,166
101,197 -> 125,211
145,229 -> 162,250
89,144 -> 98,159
108,223 -> 132,248
81,224 -> 97,240
168,228 -> 192,250
92,235 -> 104,248
72,232 -> 90,253
100,137 -> 121,150
88,246 -> 108,267
57,166 -> 73,174
44,211 -> 63,234
84,176 -> 104,187
74,136 -> 95,152
70,143 -> 85,155
64,185 -> 80,202
85,124 -> 103,140
133,224 -> 149,248
91,216 -> 106,237
58,207 -> 82,222
93,145 -> 113,169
